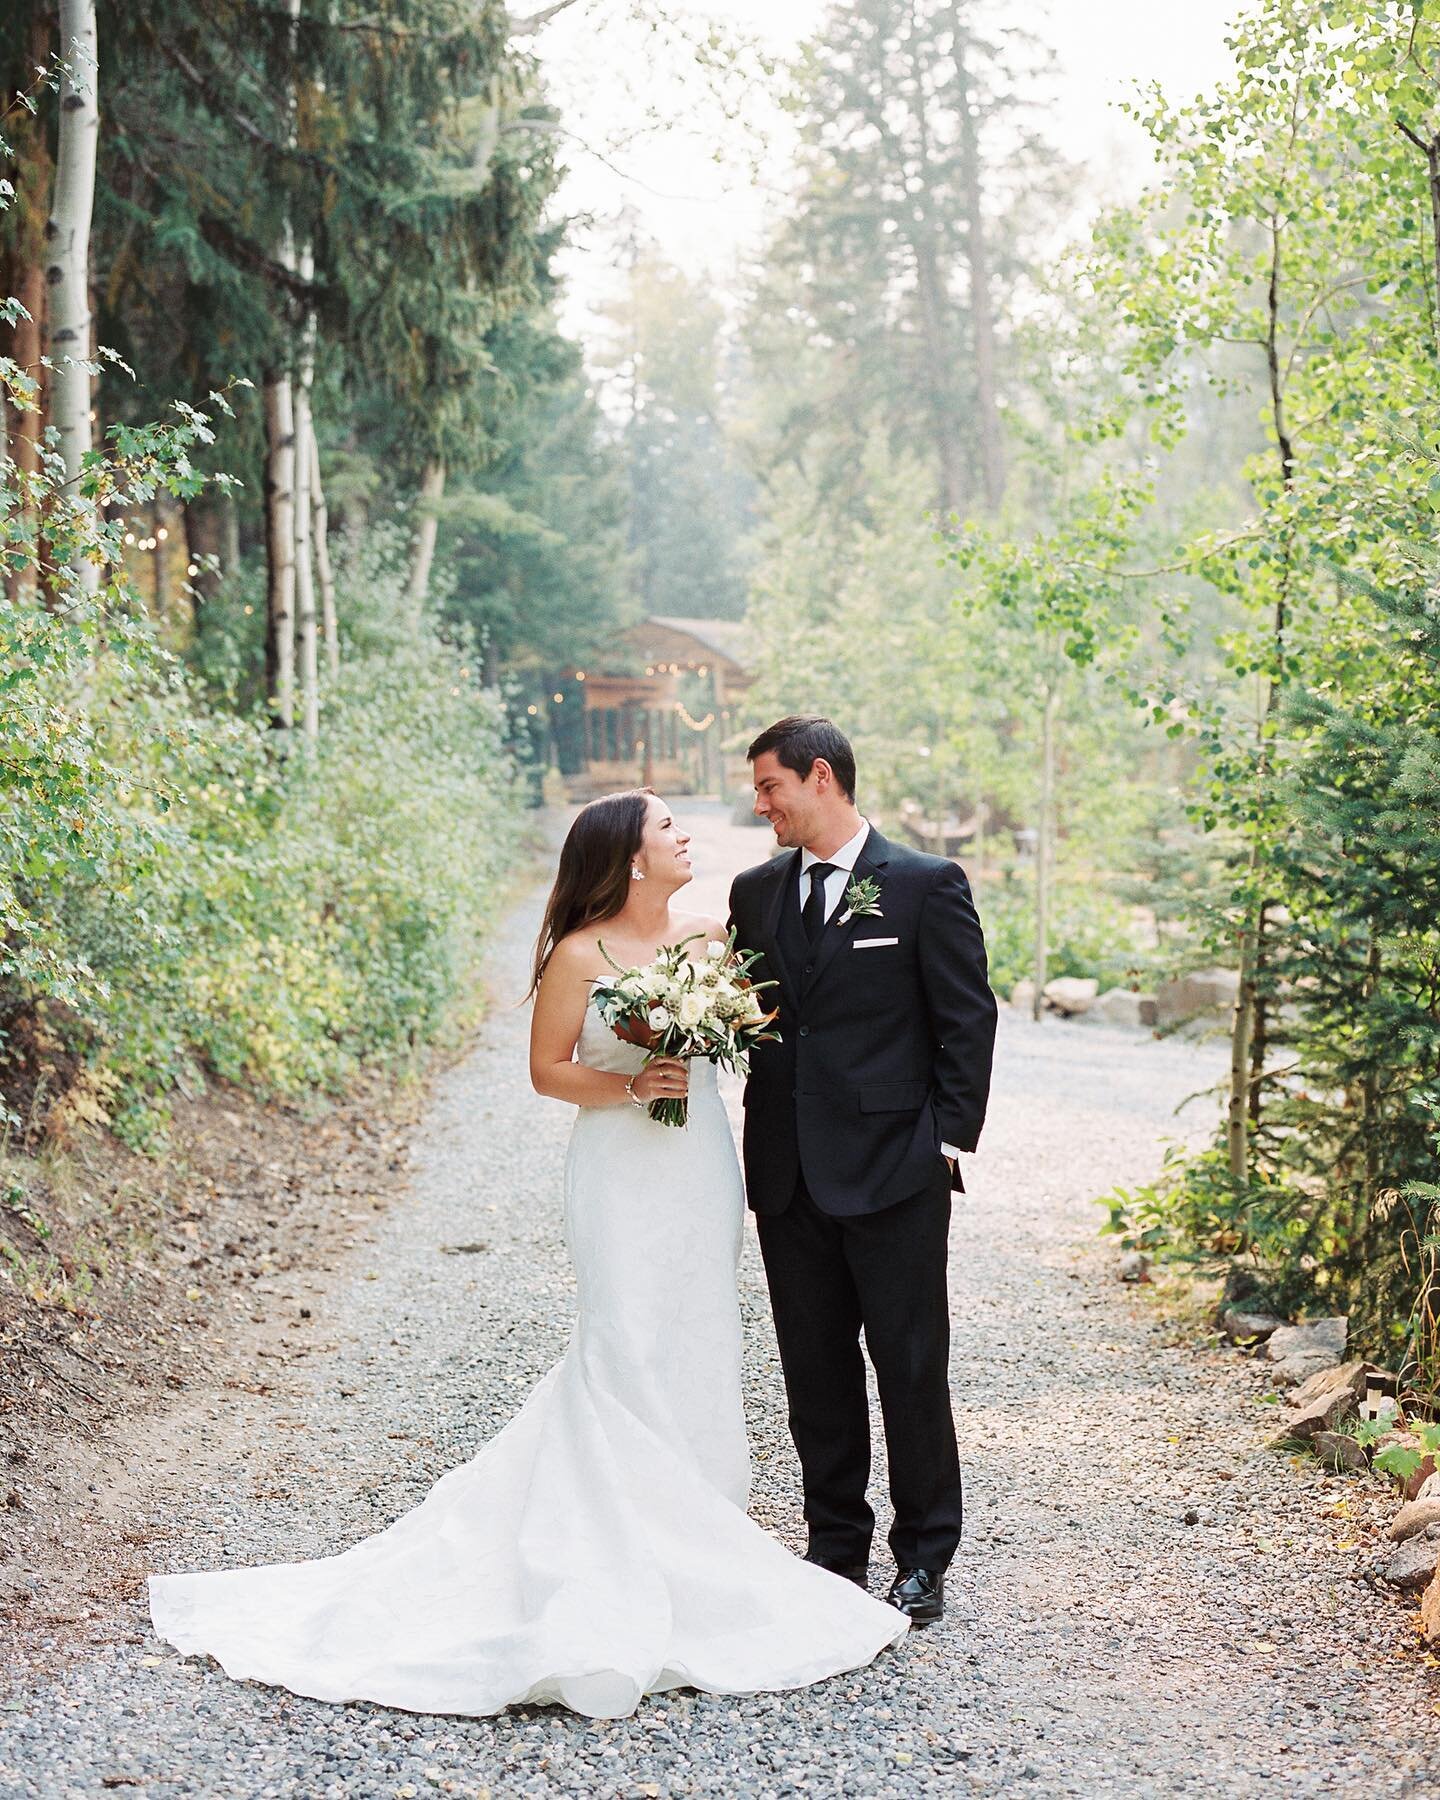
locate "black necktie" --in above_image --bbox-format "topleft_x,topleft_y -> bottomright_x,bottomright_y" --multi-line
802,862 -> 835,945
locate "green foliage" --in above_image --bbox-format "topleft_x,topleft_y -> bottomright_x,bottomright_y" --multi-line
18,528 -> 521,1146
1099,1147 -> 1293,1270
2,232 -> 521,1149
980,877 -> 1147,1000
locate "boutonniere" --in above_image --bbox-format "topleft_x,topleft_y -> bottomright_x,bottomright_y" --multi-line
837,874 -> 883,926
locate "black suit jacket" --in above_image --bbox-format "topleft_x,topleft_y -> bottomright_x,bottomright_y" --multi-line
727,826 -> 998,1217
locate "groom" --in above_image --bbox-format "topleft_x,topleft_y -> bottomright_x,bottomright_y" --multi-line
728,716 -> 997,1624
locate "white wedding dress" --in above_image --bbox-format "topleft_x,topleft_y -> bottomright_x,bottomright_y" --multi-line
148,993 -> 908,1718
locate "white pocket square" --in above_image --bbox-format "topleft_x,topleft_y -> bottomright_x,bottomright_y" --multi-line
852,936 -> 899,949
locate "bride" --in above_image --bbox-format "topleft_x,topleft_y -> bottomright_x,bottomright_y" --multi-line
148,788 -> 908,1718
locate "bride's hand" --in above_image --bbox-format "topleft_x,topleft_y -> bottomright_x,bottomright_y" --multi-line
631,1057 -> 689,1103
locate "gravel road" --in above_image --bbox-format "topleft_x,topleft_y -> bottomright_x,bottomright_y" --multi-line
3,800 -> 1439,1798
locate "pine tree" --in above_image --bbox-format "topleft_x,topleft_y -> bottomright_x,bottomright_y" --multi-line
1268,511 -> 1440,1369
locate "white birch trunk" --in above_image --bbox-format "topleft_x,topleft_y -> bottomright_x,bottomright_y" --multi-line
1031,676 -> 1060,1024
263,375 -> 297,730
294,242 -> 318,742
310,426 -> 338,678
45,0 -> 100,593
406,457 -> 446,617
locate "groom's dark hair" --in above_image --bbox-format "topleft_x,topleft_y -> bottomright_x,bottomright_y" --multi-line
747,715 -> 857,803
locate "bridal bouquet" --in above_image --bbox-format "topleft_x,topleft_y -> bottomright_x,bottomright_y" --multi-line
592,930 -> 779,1126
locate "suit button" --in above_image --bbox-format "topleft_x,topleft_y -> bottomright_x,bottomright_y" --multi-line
804,963 -> 814,975
798,1025 -> 810,1038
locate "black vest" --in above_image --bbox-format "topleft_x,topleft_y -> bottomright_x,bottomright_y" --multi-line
775,857 -> 828,994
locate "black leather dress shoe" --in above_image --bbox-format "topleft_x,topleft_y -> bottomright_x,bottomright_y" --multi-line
887,1567 -> 944,1623
803,1551 -> 870,1589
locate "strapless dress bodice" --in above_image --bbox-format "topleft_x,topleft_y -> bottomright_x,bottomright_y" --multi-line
577,992 -> 718,1093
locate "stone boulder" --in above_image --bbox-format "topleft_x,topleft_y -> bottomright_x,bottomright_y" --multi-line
1089,987 -> 1159,1029
1154,967 -> 1240,1026
1289,1361 -> 1367,1409
1387,1497 -> 1440,1543
1313,1430 -> 1368,1474
1220,1307 -> 1284,1343
1422,1575 -> 1440,1647
1043,977 -> 1099,1017
1266,1317 -> 1348,1364
1116,1251 -> 1151,1284
1268,1377 -> 1358,1447
1271,1352 -> 1346,1388
1383,1528 -> 1440,1593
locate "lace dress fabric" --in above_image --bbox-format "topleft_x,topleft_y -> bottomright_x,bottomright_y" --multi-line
147,996 -> 907,1718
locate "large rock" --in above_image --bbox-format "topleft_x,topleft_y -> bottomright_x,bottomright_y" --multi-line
1313,1430 -> 1368,1473
1089,987 -> 1159,1029
1271,1352 -> 1346,1389
1043,976 -> 1099,1016
1289,1361 -> 1368,1409
1387,1497 -> 1440,1542
1221,1307 -> 1285,1342
1154,967 -> 1240,1026
1422,1575 -> 1440,1646
1384,1528 -> 1440,1592
1266,1317 -> 1348,1364
1269,1379 -> 1358,1446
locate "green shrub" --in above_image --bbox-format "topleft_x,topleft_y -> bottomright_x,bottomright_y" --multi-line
978,871 -> 1151,998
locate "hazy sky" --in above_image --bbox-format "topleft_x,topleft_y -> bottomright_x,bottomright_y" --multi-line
533,0 -> 1244,344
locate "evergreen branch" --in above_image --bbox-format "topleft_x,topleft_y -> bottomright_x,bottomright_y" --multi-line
142,29 -> 289,162
193,210 -> 326,306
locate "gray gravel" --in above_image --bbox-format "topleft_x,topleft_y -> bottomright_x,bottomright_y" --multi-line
4,799 -> 1440,1798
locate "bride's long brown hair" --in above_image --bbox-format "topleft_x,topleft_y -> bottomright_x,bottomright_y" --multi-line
527,788 -> 655,997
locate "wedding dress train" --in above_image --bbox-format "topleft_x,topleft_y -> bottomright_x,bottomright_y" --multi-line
148,994 -> 908,1717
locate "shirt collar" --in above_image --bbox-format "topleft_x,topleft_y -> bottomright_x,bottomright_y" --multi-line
801,817 -> 870,876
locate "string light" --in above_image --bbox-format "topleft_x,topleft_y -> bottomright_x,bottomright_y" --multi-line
553,692 -> 564,704
526,704 -> 538,715
674,701 -> 715,732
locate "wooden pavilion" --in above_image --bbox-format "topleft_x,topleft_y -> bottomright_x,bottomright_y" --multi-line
562,616 -> 753,800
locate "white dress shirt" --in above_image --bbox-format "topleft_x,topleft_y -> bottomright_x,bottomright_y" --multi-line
798,817 -> 871,924
797,819 -> 962,1165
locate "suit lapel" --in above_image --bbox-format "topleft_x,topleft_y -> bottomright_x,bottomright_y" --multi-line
758,848 -> 801,1010
803,828 -> 892,996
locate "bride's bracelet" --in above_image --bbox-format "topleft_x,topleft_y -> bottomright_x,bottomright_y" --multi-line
624,1073 -> 646,1110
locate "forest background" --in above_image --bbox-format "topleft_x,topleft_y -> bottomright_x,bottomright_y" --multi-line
5,0 -> 1440,1397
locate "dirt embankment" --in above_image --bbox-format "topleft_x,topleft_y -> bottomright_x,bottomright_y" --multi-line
0,1060 -> 428,1663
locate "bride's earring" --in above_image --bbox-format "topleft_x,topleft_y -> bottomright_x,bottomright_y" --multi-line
631,867 -> 645,881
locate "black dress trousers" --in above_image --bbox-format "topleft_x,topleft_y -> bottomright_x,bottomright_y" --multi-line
754,1165 -> 963,1572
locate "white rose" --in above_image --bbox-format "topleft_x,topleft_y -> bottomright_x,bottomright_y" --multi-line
647,1004 -> 672,1030
706,939 -> 726,959
678,991 -> 707,1029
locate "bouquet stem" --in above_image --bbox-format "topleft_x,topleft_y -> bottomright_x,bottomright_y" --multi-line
639,1052 -> 689,1127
